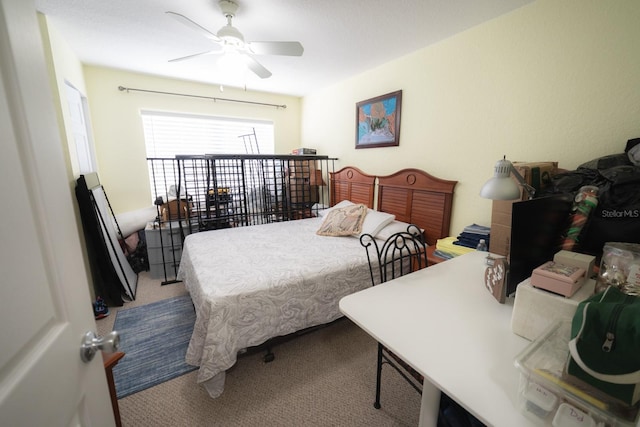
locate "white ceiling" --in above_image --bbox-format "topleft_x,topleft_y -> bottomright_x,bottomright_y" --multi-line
35,0 -> 534,97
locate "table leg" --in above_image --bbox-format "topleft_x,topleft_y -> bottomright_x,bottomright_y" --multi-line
418,381 -> 441,427
102,351 -> 125,427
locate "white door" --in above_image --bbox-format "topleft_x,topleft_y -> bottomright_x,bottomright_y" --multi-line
65,82 -> 98,174
0,1 -> 114,426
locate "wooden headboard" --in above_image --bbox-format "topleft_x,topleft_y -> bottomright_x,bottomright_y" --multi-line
377,169 -> 457,246
329,166 -> 457,246
330,166 -> 376,208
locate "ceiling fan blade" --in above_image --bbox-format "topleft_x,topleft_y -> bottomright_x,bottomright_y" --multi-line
246,41 -> 304,56
243,55 -> 272,79
166,11 -> 221,42
169,50 -> 219,63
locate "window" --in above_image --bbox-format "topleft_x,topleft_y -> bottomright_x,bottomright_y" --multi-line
141,110 -> 274,157
142,111 -> 275,202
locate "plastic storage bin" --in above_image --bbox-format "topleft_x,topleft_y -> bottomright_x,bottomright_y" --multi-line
514,321 -> 640,426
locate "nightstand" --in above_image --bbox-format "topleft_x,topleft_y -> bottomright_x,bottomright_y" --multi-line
145,221 -> 191,280
427,245 -> 447,265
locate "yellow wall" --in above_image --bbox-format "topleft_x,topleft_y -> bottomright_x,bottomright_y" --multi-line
82,67 -> 302,214
38,14 -> 88,180
43,0 -> 640,238
38,14 -> 96,297
301,0 -> 640,235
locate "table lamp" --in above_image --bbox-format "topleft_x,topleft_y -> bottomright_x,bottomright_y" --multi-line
479,156 -> 536,200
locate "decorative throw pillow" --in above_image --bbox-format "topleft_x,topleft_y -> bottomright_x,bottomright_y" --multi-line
316,203 -> 367,236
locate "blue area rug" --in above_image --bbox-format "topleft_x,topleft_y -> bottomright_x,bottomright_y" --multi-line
113,295 -> 197,398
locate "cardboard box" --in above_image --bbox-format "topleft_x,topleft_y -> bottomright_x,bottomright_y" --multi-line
288,159 -> 317,176
491,199 -> 514,223
530,261 -> 585,297
513,161 -> 559,196
489,199 -> 515,256
160,199 -> 191,221
489,223 -> 511,257
287,178 -> 319,204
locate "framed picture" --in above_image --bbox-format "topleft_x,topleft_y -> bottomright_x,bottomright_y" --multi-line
355,90 -> 402,149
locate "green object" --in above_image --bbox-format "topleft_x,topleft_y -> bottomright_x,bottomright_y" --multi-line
568,286 -> 640,405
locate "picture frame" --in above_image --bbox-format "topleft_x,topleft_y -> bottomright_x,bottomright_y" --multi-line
355,90 -> 402,149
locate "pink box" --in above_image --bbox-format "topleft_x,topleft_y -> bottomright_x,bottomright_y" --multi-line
530,261 -> 585,297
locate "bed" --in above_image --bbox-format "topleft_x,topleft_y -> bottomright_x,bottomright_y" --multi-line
177,167 -> 457,398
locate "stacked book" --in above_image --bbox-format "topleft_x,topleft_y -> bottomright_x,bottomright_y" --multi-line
454,223 -> 491,250
434,236 -> 476,260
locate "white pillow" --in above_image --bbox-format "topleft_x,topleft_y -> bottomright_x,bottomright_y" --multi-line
114,205 -> 157,237
376,220 -> 425,242
317,200 -> 355,218
359,209 -> 395,237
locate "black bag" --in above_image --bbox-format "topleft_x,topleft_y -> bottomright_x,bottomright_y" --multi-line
541,164 -> 640,257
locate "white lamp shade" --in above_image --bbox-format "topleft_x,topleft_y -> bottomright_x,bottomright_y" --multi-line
479,158 -> 521,200
479,177 -> 521,200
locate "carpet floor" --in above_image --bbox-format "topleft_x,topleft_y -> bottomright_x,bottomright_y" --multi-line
112,295 -> 197,398
97,272 -> 421,426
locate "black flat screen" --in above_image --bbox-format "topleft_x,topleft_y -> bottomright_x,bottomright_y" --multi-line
507,194 -> 574,296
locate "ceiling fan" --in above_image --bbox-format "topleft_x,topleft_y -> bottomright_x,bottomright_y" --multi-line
166,0 -> 304,79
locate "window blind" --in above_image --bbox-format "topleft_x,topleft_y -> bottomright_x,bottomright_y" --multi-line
141,110 -> 274,157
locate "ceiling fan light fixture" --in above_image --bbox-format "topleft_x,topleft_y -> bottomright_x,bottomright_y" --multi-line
168,0 -> 302,80
216,23 -> 244,46
217,0 -> 243,46
217,50 -> 247,75
219,0 -> 239,17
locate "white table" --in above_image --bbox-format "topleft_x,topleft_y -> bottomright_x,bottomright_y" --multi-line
339,251 -> 538,427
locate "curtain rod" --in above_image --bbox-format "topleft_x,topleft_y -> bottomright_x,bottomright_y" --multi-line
117,86 -> 287,109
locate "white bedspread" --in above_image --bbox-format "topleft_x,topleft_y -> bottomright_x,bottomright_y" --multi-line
177,217 -> 373,398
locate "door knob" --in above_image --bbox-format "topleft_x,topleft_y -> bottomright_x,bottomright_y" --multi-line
80,330 -> 120,363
